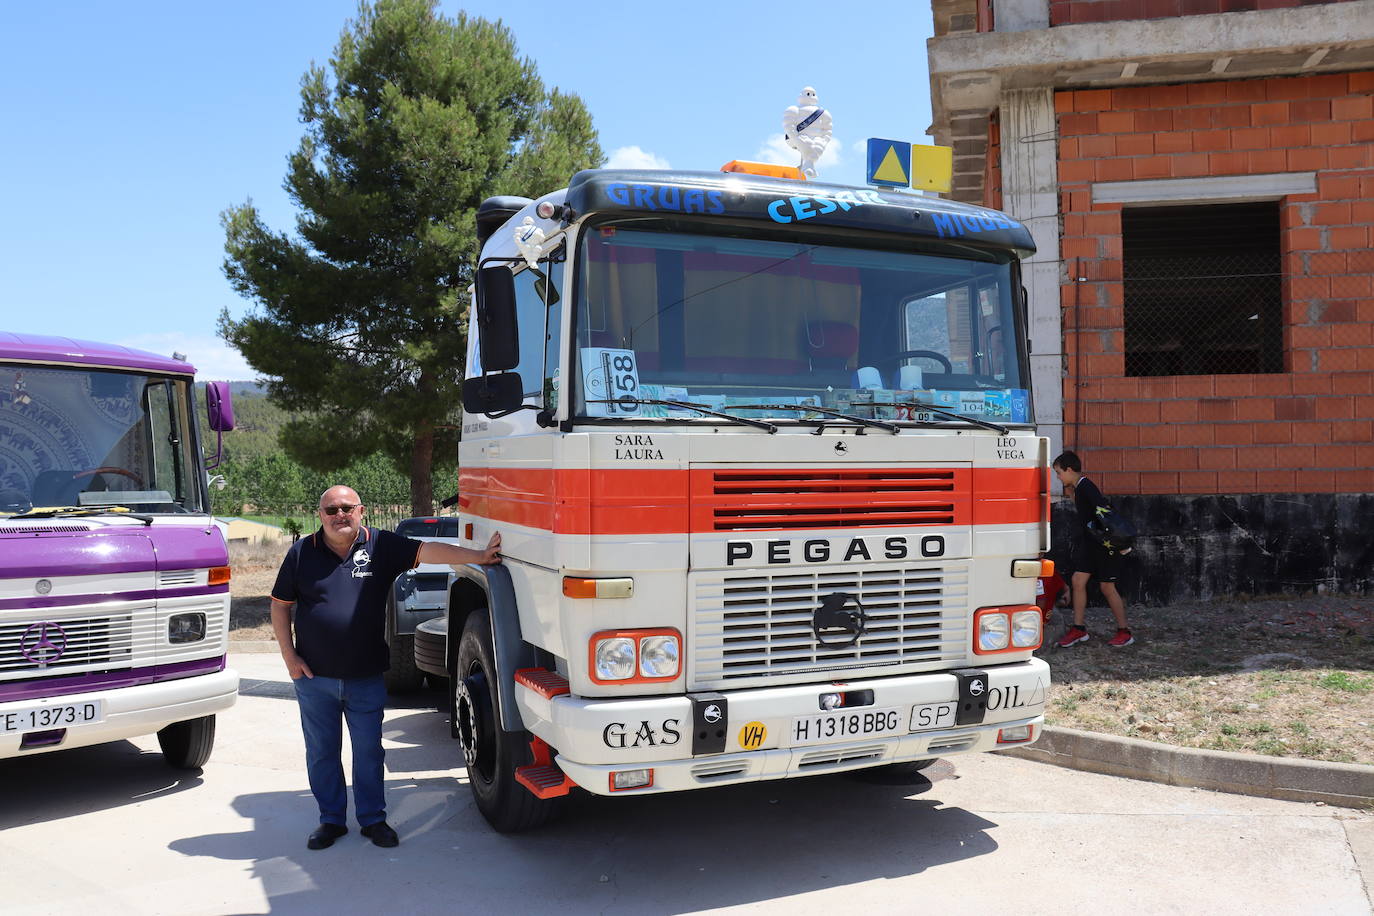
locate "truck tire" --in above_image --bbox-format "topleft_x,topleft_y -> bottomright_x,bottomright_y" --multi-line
385,633 -> 425,693
384,592 -> 426,693
157,715 -> 216,769
453,609 -> 564,832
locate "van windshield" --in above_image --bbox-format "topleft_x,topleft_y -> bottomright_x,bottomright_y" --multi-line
0,365 -> 205,515
571,225 -> 1031,425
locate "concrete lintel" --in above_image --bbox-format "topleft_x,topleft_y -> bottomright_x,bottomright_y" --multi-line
1094,171 -> 1317,205
928,3 -> 1374,88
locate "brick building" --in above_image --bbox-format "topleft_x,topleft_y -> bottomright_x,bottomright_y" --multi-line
927,0 -> 1374,600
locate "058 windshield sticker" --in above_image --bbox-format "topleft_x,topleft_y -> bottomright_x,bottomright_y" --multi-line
581,347 -> 642,417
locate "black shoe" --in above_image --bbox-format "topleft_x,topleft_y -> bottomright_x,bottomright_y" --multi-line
361,821 -> 399,848
307,823 -> 348,850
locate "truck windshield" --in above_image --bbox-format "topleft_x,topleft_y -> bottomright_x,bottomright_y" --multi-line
572,225 -> 1031,425
0,365 -> 206,515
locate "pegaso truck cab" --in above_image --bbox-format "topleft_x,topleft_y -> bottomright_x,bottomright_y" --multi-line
435,164 -> 1053,831
0,333 -> 239,768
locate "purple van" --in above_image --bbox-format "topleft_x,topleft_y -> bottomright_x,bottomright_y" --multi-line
0,333 -> 238,767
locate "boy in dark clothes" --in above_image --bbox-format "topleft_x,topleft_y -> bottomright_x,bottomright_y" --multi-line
1051,450 -> 1134,648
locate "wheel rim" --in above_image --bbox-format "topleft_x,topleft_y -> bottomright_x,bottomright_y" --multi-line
454,665 -> 496,783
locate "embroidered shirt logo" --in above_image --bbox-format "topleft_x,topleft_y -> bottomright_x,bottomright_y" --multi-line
351,547 -> 372,578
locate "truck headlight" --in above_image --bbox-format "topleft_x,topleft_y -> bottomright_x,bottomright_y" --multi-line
168,612 -> 207,644
978,613 -> 1010,652
1012,609 -> 1042,648
974,605 -> 1042,654
589,628 -> 683,684
594,637 -> 635,680
639,635 -> 679,678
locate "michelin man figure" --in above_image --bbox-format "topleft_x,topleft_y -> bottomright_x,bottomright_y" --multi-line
513,215 -> 547,270
782,86 -> 832,180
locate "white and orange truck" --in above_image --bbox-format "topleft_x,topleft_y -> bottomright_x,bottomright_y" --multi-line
420,164 -> 1052,831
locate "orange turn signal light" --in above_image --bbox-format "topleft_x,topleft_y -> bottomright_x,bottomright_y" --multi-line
720,160 -> 804,180
562,577 -> 634,599
208,566 -> 231,586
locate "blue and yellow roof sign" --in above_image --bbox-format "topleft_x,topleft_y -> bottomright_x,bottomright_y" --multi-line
867,138 -> 911,188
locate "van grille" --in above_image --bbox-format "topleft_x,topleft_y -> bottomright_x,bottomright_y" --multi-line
0,614 -> 136,674
700,469 -> 959,531
690,561 -> 969,689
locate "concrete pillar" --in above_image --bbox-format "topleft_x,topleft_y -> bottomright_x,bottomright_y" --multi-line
997,87 -> 1064,459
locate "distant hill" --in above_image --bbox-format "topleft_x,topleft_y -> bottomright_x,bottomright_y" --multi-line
199,387 -> 290,463
205,381 -> 267,397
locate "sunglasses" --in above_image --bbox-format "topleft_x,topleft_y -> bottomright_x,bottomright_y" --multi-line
322,504 -> 360,516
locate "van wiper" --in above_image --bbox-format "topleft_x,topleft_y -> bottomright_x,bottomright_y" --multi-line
586,399 -> 777,433
11,506 -> 155,525
884,400 -> 1009,435
725,403 -> 899,435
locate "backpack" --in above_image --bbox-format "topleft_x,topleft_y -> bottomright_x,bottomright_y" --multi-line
1087,504 -> 1137,552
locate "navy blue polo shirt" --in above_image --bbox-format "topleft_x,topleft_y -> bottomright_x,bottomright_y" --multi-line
272,526 -> 423,679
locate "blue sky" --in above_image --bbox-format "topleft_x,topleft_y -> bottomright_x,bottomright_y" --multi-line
1,1 -> 934,379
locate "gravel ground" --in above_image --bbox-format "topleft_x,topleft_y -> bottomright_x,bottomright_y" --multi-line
229,543 -> 1373,764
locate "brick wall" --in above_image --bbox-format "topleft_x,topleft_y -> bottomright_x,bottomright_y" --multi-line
1056,72 -> 1374,496
1049,0 -> 1358,27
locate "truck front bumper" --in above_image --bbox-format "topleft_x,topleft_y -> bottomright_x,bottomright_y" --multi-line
0,666 -> 239,759
516,658 -> 1049,796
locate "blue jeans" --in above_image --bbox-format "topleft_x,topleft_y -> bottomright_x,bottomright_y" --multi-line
292,673 -> 387,827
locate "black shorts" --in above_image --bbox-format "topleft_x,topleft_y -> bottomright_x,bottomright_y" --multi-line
1072,541 -> 1125,583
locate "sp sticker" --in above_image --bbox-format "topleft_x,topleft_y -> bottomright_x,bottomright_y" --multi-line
738,721 -> 767,750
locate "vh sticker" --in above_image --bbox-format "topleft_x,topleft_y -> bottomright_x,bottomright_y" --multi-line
738,721 -> 767,750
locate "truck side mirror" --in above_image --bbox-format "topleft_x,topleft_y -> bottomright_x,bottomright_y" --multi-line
206,381 -> 235,432
462,372 -> 524,415
203,381 -> 235,470
477,265 -> 520,372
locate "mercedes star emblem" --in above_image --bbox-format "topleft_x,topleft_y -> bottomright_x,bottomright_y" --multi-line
20,621 -> 69,667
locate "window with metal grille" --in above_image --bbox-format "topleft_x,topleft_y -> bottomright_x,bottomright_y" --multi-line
1122,202 -> 1282,377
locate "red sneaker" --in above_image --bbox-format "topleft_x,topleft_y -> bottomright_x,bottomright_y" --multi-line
1056,625 -> 1089,648
1108,628 -> 1135,647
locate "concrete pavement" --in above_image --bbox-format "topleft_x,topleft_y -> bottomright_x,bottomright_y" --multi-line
2,650 -> 1371,915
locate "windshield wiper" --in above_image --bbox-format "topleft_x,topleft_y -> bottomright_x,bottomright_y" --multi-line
586,399 -> 777,433
725,403 -> 900,435
883,400 -> 1009,435
10,506 -> 155,525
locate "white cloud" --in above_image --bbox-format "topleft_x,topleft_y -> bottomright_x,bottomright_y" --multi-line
117,332 -> 255,381
605,146 -> 672,170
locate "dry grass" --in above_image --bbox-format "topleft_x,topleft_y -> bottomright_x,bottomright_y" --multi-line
228,541 -> 282,641
1041,594 -> 1374,765
229,541 -> 1373,765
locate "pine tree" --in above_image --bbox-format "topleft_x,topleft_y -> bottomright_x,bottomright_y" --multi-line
220,0 -> 601,514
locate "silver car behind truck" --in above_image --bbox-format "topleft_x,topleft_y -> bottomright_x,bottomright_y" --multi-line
385,516 -> 460,692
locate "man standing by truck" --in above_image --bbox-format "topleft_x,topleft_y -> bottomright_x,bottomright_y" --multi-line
271,485 -> 501,850
1051,451 -> 1134,648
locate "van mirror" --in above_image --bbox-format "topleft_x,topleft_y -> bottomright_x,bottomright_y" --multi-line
477,265 -> 520,371
462,372 -> 524,415
206,381 -> 235,432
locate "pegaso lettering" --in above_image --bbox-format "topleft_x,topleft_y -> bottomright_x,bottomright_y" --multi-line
767,189 -> 883,224
726,534 -> 947,566
602,719 -> 682,748
607,183 -> 724,215
930,210 -> 1018,239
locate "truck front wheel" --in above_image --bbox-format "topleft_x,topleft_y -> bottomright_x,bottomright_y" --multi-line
453,609 -> 563,832
157,715 -> 216,769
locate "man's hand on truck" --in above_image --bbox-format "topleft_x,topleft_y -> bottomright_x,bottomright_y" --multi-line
416,531 -> 503,567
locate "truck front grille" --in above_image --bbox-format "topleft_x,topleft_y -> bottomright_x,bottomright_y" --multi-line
699,468 -> 959,530
689,561 -> 969,689
0,613 -> 136,674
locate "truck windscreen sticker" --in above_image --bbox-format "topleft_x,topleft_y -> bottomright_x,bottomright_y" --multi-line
930,211 -> 1021,239
606,183 -> 725,215
767,189 -> 884,224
